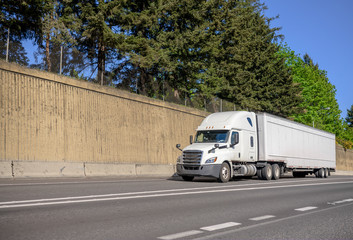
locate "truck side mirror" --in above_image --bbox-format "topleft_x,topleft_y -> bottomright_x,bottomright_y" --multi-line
190,135 -> 193,144
176,144 -> 182,151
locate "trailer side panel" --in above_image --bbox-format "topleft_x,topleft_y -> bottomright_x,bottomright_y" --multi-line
257,113 -> 336,169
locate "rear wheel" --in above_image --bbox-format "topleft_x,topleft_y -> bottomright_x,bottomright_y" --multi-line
182,176 -> 194,181
318,168 -> 325,178
324,168 -> 329,178
261,164 -> 273,181
218,162 -> 231,183
272,164 -> 280,180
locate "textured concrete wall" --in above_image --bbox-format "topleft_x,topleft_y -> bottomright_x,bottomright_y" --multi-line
336,146 -> 353,171
0,61 -> 207,169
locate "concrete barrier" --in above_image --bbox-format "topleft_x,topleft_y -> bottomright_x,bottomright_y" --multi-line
135,164 -> 176,176
0,161 -> 13,178
12,161 -> 85,178
1,161 -> 177,178
331,170 -> 353,176
85,163 -> 136,177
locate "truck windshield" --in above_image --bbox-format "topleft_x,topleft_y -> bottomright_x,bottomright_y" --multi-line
195,130 -> 229,143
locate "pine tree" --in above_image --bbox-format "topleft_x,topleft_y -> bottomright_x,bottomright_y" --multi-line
38,0 -> 77,72
0,0 -> 45,42
201,0 -> 301,116
0,28 -> 29,65
61,0 -> 125,85
346,105 -> 353,127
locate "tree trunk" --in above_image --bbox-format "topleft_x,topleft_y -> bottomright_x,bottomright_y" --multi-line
45,33 -> 51,72
97,41 -> 105,85
140,69 -> 147,95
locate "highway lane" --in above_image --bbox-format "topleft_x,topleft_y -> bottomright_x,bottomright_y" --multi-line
0,175 -> 353,240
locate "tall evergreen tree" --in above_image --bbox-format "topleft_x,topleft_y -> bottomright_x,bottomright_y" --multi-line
346,105 -> 353,127
40,0 -> 76,72
61,0 -> 125,85
0,28 -> 29,65
201,0 -> 301,116
0,0 -> 45,42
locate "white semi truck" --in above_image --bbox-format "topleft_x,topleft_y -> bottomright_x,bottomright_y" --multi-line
176,111 -> 336,182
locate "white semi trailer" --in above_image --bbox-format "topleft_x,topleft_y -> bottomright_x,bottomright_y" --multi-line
176,111 -> 336,182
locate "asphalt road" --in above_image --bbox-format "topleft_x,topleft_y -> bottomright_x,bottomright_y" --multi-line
0,175 -> 353,240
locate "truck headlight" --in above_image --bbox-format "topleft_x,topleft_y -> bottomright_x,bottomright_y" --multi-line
177,155 -> 182,163
205,157 -> 217,163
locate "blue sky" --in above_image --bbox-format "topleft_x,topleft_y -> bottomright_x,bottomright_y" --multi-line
263,0 -> 353,118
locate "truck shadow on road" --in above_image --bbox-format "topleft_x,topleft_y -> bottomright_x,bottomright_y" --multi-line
167,173 -> 315,183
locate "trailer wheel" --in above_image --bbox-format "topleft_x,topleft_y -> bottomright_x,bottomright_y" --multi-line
318,168 -> 325,178
218,162 -> 231,183
261,164 -> 272,181
324,168 -> 329,178
272,164 -> 280,180
182,176 -> 194,181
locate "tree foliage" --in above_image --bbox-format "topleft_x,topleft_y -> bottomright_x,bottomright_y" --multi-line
109,0 -> 301,116
346,105 -> 353,128
0,0 -> 45,42
0,28 -> 29,65
278,44 -> 353,148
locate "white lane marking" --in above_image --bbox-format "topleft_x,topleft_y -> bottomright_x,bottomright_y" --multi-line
200,222 -> 241,231
327,198 -> 353,205
249,215 -> 275,221
0,178 -> 164,187
192,202 -> 353,240
158,230 -> 203,240
1,180 -> 353,209
0,180 -> 309,204
295,206 -> 318,211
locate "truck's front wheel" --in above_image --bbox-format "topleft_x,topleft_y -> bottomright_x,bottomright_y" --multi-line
218,162 -> 231,183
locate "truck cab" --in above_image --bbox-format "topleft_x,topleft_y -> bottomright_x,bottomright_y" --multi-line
176,111 -> 257,182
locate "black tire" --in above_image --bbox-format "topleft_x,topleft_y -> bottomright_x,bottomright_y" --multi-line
324,168 -> 329,178
318,168 -> 325,178
272,164 -> 280,180
218,162 -> 231,183
182,176 -> 194,181
261,164 -> 272,181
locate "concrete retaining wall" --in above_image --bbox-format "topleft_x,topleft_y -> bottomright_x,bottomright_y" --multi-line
0,61 -> 206,169
336,146 -> 353,171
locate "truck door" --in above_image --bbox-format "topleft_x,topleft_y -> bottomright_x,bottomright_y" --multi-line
230,131 -> 241,161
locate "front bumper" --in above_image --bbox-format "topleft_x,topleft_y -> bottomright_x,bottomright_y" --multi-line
176,164 -> 222,179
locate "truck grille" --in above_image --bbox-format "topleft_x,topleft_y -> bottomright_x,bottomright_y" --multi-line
183,150 -> 203,165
